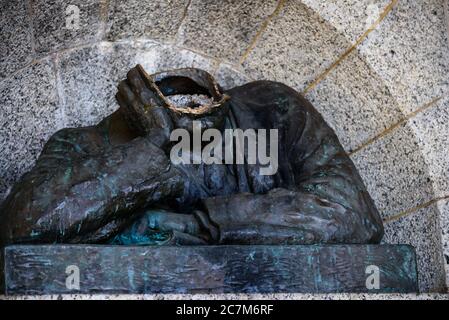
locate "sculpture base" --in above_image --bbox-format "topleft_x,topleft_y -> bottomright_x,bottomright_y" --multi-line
4,245 -> 418,295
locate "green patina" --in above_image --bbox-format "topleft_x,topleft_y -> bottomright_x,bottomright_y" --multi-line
111,228 -> 172,245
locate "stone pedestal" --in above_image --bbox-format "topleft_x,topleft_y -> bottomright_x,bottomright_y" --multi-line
4,245 -> 418,295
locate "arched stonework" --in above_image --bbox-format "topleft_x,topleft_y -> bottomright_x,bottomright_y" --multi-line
0,0 -> 448,292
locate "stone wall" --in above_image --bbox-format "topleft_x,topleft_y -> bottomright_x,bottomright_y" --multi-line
0,0 -> 448,292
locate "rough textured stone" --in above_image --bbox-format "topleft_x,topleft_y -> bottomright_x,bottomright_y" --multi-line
106,0 -> 189,41
437,199 -> 449,287
446,0 -> 449,44
0,0 -> 34,80
177,0 -> 278,63
406,89 -> 449,292
350,122 -> 434,220
214,63 -> 251,90
409,96 -> 449,198
57,40 -> 218,128
305,50 -> 403,152
31,0 -> 104,55
241,0 -> 350,92
358,0 -> 449,114
2,293 -> 449,300
301,0 -> 390,43
56,43 -> 128,128
383,204 -> 446,292
0,60 -> 62,197
133,41 -> 218,76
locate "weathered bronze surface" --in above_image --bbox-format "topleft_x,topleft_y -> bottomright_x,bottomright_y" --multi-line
0,65 -> 384,246
4,244 -> 418,294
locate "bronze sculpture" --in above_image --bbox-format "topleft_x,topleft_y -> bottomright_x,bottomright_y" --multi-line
0,65 -> 383,247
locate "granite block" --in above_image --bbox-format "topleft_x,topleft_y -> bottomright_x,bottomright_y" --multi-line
214,63 -> 251,90
2,293 -> 449,300
0,59 -> 61,196
305,50 -> 403,152
409,96 -> 449,198
31,0 -> 104,55
383,204 -> 446,292
350,122 -> 434,220
177,0 -> 278,63
358,0 -> 449,114
106,0 -> 189,42
446,0 -> 449,44
0,0 -> 34,80
132,41 -> 218,76
241,0 -> 350,92
56,43 -> 129,128
57,40 -> 219,128
301,0 -> 390,43
437,199 -> 449,287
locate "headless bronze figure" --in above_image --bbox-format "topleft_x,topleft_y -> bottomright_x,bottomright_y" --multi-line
0,65 -> 383,247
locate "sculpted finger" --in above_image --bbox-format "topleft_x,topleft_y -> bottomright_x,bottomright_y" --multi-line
194,210 -> 220,242
115,90 -> 128,110
146,128 -> 170,148
117,79 -> 154,134
126,67 -> 155,106
170,230 -> 208,245
127,66 -> 174,131
160,215 -> 199,235
150,106 -> 173,131
136,65 -> 174,129
117,80 -> 141,109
